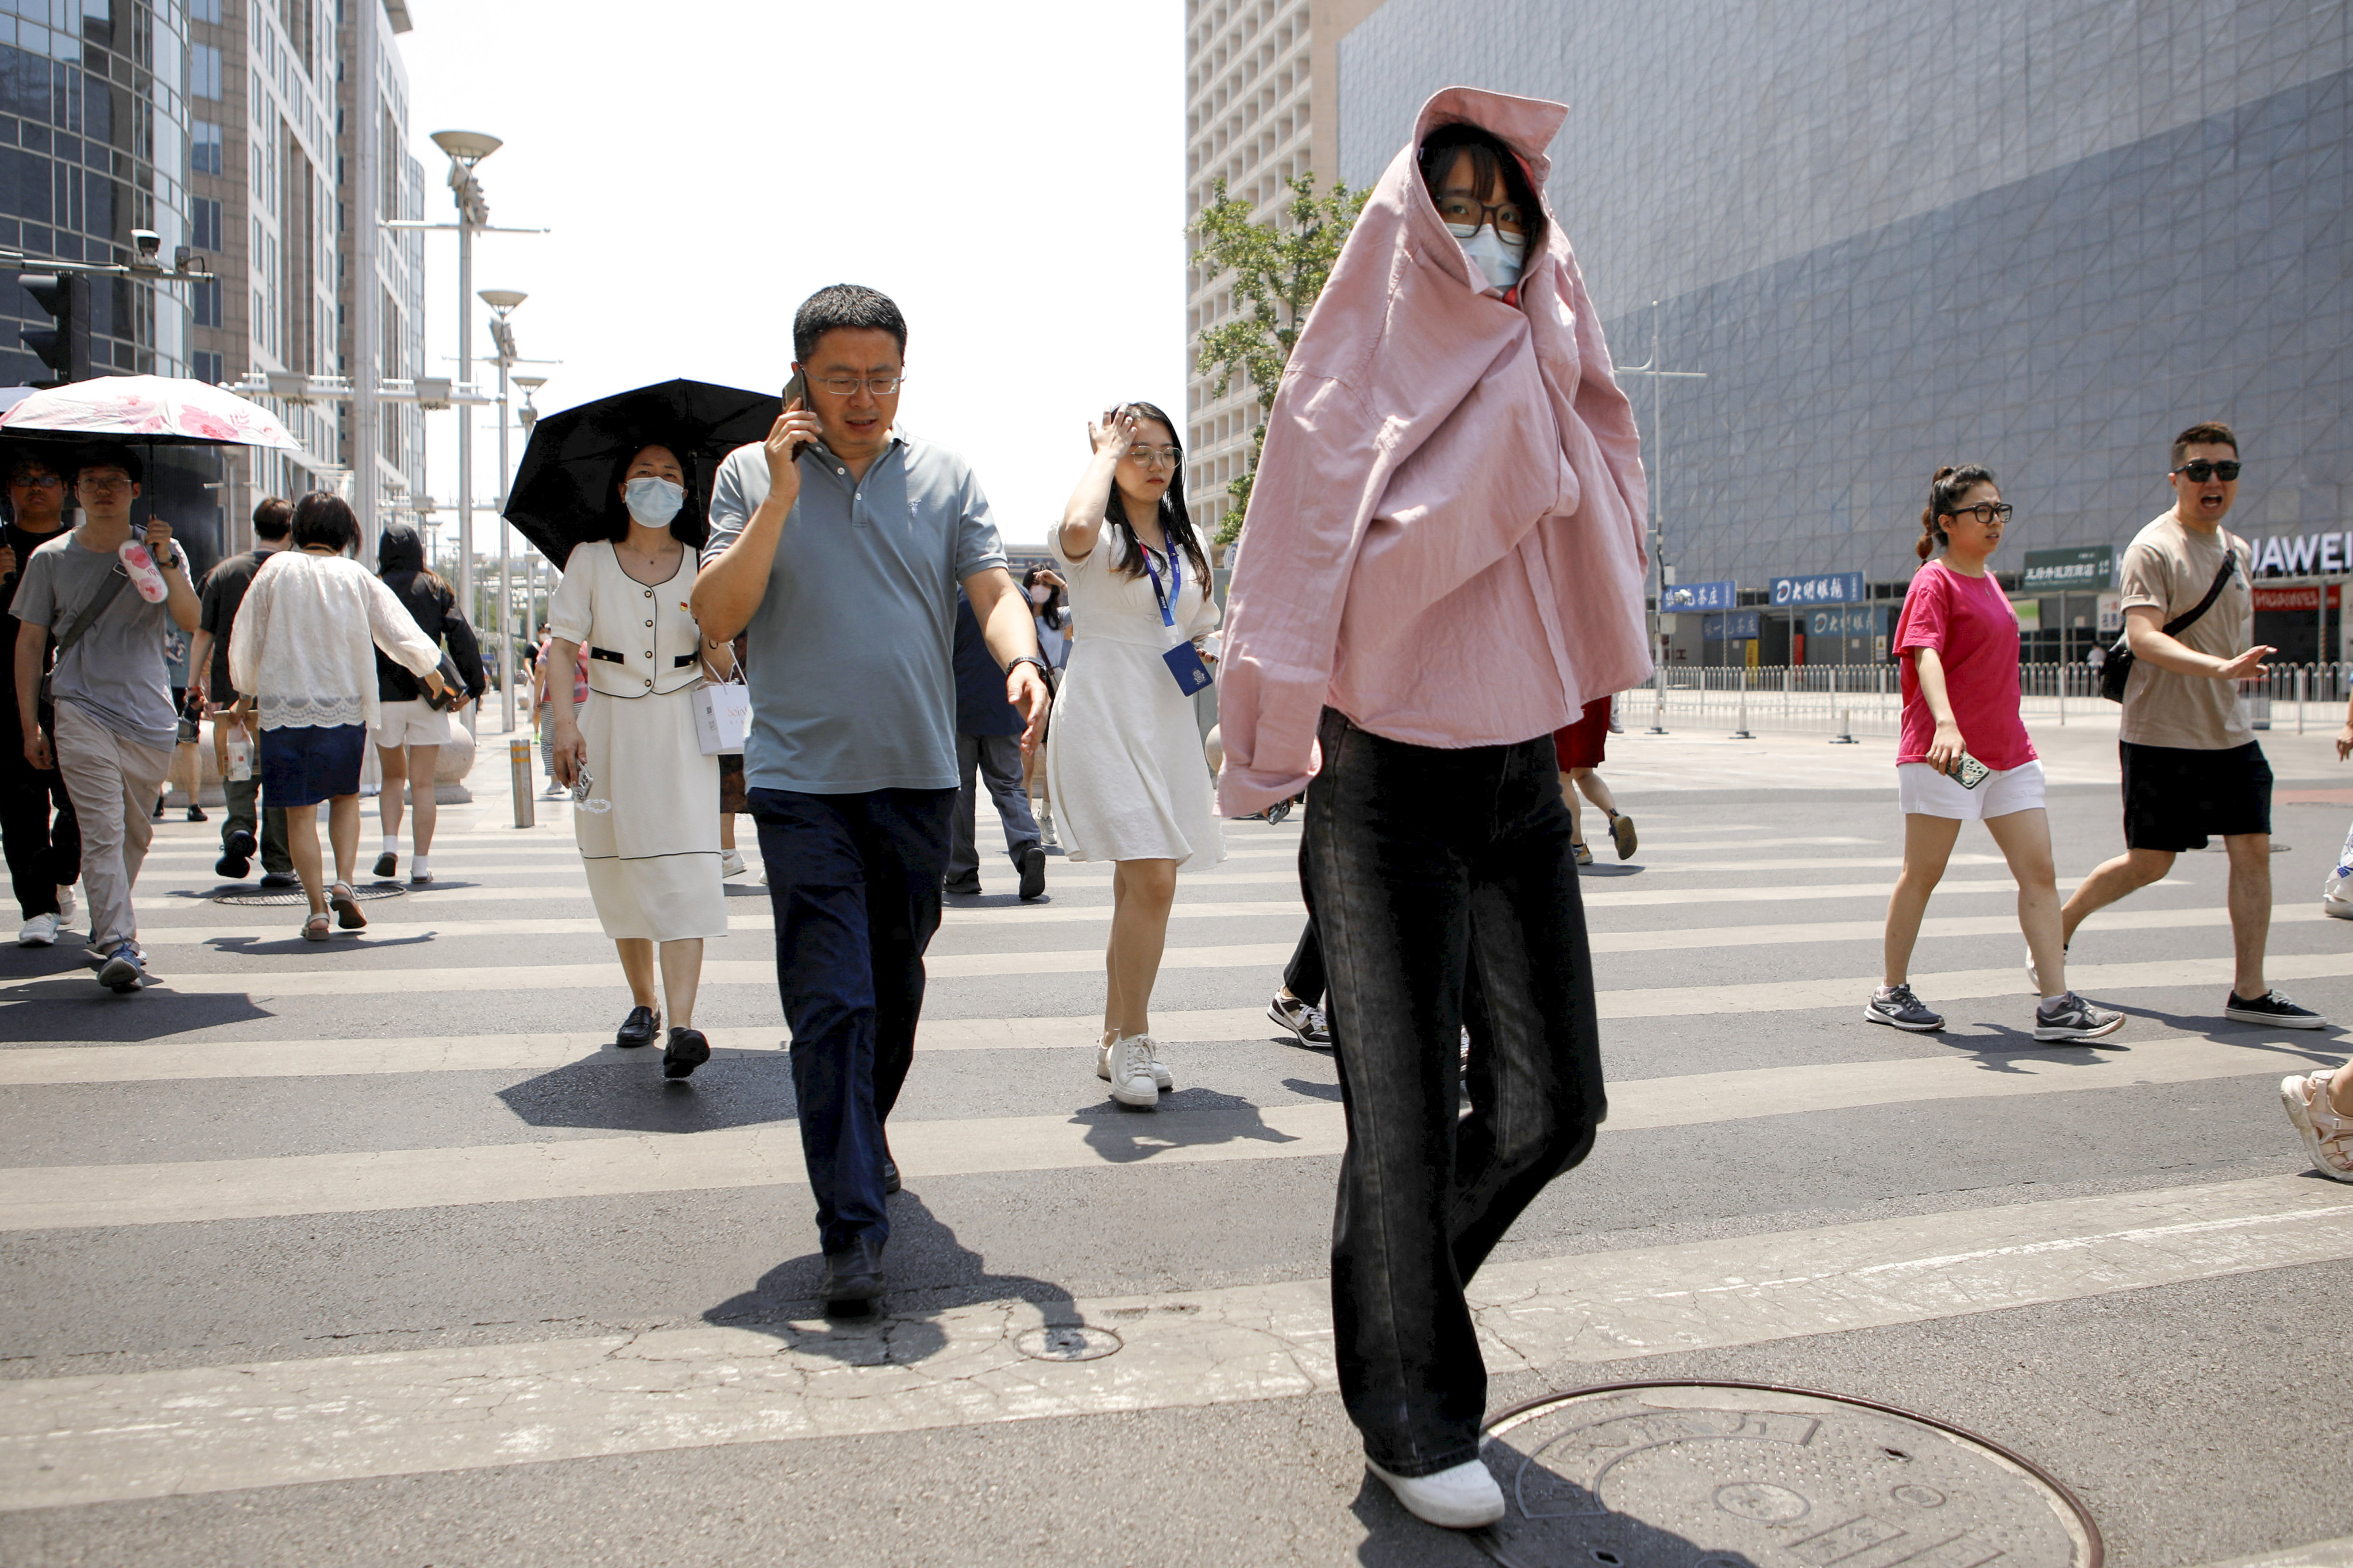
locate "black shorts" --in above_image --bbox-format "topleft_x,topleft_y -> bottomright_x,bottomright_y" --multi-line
2120,739 -> 2271,852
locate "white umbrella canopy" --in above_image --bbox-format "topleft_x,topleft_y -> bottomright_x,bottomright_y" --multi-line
0,374 -> 301,450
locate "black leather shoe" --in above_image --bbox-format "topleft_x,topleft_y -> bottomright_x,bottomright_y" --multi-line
1017,845 -> 1046,901
372,850 -> 398,880
663,1026 -> 710,1080
882,1157 -> 901,1196
224,829 -> 256,859
942,874 -> 981,896
259,870 -> 299,889
213,852 -> 251,880
614,1005 -> 660,1049
818,1237 -> 885,1311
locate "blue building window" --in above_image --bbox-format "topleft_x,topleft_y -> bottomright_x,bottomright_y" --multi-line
191,273 -> 221,328
190,44 -> 222,101
190,195 -> 219,251
191,349 -> 223,385
191,119 -> 221,175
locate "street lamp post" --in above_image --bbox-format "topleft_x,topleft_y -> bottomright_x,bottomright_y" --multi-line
1613,300 -> 1708,734
481,287 -> 526,732
428,129 -> 502,650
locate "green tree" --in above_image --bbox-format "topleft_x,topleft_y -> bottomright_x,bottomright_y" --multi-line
1190,171 -> 1367,549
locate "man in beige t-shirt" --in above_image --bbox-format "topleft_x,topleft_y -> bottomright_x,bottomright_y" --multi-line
2055,421 -> 2325,1029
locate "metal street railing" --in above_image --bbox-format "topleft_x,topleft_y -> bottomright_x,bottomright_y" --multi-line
1630,662 -> 2353,738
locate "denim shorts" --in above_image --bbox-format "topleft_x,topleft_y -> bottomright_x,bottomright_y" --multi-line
259,723 -> 366,809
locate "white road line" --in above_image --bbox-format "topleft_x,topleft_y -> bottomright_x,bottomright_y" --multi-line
106,894 -> 2310,953
0,1033 -> 2328,1231
0,1174 -> 2339,1510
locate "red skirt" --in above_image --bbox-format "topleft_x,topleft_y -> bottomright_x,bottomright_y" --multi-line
1552,696 -> 1611,770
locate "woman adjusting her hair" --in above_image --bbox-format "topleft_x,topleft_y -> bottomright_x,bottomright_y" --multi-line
1048,399 -> 1223,1109
1213,89 -> 1647,1531
1869,465 -> 2122,1042
545,440 -> 734,1079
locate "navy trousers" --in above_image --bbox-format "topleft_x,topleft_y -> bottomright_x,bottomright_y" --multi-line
750,785 -> 955,1255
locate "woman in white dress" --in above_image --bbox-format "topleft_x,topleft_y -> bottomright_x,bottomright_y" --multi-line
1048,402 -> 1224,1108
546,441 -> 733,1080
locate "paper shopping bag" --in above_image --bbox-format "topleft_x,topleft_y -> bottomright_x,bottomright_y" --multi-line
693,680 -> 750,756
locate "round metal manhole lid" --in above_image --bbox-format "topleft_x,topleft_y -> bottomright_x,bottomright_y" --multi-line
1013,1324 -> 1122,1363
211,884 -> 407,907
1474,1381 -> 2100,1568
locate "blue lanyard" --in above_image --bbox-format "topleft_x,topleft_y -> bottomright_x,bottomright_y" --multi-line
1140,541 -> 1181,629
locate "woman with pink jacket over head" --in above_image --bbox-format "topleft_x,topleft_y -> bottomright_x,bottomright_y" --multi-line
1214,87 -> 1651,1531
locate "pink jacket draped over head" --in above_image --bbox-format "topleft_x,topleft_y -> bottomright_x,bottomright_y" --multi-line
1214,87 -> 1652,818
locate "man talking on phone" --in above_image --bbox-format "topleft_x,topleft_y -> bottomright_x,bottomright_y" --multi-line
693,283 -> 1049,1311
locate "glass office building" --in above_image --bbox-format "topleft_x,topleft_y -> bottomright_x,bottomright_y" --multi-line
0,0 -> 192,383
1335,1 -> 2350,662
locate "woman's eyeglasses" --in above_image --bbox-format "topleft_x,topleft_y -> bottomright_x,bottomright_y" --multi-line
2172,460 -> 2242,482
1124,446 -> 1180,468
1435,195 -> 1528,235
1944,502 -> 2014,525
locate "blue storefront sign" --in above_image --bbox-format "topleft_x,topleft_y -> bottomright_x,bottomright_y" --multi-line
1703,610 -> 1762,640
1659,579 -> 1738,612
1807,605 -> 1887,638
1772,571 -> 1866,606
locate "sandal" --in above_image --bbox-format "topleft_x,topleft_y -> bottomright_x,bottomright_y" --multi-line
302,912 -> 332,942
329,883 -> 367,930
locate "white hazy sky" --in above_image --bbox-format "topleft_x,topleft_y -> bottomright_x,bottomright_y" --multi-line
395,0 -> 1187,554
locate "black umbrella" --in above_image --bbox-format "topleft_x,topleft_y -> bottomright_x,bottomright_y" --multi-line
502,377 -> 781,568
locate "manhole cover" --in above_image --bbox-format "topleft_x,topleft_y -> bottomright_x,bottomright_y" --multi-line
1474,1381 -> 2100,1568
1013,1324 -> 1121,1363
211,883 -> 408,907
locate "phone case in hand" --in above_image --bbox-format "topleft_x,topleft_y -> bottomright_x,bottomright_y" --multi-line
1162,642 -> 1213,696
1950,752 -> 1992,789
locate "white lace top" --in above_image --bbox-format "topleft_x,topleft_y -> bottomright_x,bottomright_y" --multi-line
228,550 -> 442,731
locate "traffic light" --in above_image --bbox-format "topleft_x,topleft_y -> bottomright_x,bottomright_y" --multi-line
18,272 -> 91,386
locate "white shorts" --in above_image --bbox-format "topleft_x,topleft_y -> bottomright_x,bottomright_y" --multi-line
1896,758 -> 2046,821
372,698 -> 455,750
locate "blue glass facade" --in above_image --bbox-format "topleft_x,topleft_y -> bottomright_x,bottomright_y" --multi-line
1335,1 -> 2351,657
0,0 -> 190,383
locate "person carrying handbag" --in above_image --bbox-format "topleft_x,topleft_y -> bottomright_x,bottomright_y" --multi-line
368,525 -> 485,885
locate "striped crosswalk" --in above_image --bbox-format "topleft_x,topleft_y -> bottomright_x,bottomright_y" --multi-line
5,729 -> 2348,1547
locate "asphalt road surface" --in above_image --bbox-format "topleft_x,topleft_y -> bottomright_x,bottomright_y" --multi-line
2,717 -> 2349,1567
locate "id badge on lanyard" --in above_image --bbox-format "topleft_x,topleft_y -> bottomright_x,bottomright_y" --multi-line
1142,545 -> 1213,697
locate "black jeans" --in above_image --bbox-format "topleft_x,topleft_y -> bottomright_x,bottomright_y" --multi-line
0,719 -> 78,919
1304,707 -> 1607,1477
946,731 -> 1039,881
1283,919 -> 1325,1005
749,785 -> 955,1255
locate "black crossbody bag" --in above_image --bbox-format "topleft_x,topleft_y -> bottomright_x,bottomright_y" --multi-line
2099,553 -> 2236,704
36,562 -> 132,710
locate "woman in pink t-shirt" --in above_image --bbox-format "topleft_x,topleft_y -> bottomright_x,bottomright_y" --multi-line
1869,465 -> 2123,1042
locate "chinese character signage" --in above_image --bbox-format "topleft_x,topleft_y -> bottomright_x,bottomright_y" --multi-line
1806,606 -> 1888,637
1771,572 -> 1864,606
1702,611 -> 1762,640
1659,579 -> 1738,612
2020,546 -> 2113,591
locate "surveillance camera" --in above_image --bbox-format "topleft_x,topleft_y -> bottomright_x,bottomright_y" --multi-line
132,229 -> 161,258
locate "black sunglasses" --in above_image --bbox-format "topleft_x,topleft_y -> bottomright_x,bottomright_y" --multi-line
2172,460 -> 2242,482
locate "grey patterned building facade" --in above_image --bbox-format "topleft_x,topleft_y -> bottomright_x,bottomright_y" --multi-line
1335,0 -> 2351,662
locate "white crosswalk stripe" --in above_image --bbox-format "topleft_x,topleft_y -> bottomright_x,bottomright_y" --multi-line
1,1174 -> 2343,1511
9,734 -> 2348,1542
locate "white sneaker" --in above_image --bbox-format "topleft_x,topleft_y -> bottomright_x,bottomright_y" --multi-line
55,884 -> 74,925
18,912 -> 59,946
1098,1033 -> 1158,1108
721,849 -> 747,879
1368,1457 -> 1505,1529
1095,1030 -> 1171,1091
2325,894 -> 2353,921
2281,1069 -> 2353,1182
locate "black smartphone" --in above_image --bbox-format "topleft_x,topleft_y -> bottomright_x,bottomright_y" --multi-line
780,372 -> 815,463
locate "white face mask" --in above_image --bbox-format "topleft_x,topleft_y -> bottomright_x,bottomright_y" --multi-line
1446,221 -> 1527,291
623,476 -> 684,527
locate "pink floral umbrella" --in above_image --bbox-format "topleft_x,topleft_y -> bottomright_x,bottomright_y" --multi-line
0,373 -> 301,450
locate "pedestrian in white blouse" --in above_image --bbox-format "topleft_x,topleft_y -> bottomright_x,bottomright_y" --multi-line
229,494 -> 445,941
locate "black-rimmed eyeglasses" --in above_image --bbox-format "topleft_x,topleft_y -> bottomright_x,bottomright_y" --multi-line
1944,502 -> 2013,525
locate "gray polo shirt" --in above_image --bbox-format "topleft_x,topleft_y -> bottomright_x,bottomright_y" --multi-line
705,428 -> 1007,794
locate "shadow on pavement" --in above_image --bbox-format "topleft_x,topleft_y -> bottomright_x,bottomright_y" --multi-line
702,1191 -> 1077,1366
497,1053 -> 798,1134
1347,1453 -> 1763,1567
1072,1095 -> 1303,1162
